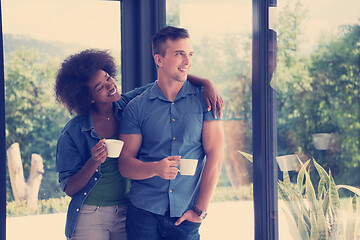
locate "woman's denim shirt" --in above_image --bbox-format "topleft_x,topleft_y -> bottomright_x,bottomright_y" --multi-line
55,84 -> 152,238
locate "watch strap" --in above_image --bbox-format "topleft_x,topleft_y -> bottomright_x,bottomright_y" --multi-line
192,206 -> 207,219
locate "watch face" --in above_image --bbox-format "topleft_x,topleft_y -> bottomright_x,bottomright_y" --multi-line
193,206 -> 207,219
200,212 -> 207,219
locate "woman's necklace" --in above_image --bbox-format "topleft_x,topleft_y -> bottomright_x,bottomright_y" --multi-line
93,112 -> 113,121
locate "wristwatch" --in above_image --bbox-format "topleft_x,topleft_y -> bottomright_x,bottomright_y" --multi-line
192,206 -> 208,220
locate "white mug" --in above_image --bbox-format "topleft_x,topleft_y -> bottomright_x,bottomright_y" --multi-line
104,139 -> 124,158
179,159 -> 198,176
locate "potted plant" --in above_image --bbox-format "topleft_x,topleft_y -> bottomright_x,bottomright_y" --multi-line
312,133 -> 333,150
276,154 -> 301,172
238,151 -> 304,172
238,151 -> 360,239
278,158 -> 360,239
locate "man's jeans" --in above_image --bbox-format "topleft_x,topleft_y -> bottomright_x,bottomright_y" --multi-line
69,203 -> 127,240
126,202 -> 201,240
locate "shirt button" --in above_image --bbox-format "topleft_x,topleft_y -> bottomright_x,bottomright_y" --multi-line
84,192 -> 87,195
76,209 -> 79,212
96,169 -> 99,172
169,190 -> 173,193
173,137 -> 176,141
172,102 -> 175,105
172,118 -> 175,122
94,178 -> 98,181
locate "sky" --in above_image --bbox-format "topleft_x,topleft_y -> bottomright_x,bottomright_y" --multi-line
1,0 -> 121,51
1,0 -> 360,54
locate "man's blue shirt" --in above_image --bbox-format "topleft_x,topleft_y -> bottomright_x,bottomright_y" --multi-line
120,80 -> 219,217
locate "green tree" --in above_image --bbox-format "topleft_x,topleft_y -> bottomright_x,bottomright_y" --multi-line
305,23 -> 360,183
166,0 -> 180,26
276,1 -> 360,188
275,0 -> 311,157
5,47 -> 70,201
277,21 -> 360,186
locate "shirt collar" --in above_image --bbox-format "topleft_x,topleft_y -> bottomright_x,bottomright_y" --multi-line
149,80 -> 197,102
80,113 -> 93,132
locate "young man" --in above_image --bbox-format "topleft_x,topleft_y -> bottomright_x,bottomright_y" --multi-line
118,26 -> 224,239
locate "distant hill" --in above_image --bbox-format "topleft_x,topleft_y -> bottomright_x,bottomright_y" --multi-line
2,34 -> 90,61
2,34 -> 121,63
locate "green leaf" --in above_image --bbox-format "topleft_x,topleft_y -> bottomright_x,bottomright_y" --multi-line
328,170 -> 341,238
322,189 -> 330,217
343,198 -> 355,240
297,159 -> 310,194
279,181 -> 304,224
337,185 -> 360,197
328,170 -> 341,211
313,158 -> 330,189
237,150 -> 253,162
281,206 -> 303,239
305,171 -> 317,213
283,171 -> 291,186
318,177 -> 326,200
316,203 -> 329,240
310,211 -> 320,240
298,213 -> 311,240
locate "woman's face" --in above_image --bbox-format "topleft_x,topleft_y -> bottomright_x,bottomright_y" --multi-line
87,69 -> 121,104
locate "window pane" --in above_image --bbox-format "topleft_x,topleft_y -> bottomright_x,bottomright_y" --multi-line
2,1 -> 120,239
167,1 -> 254,239
273,1 -> 360,239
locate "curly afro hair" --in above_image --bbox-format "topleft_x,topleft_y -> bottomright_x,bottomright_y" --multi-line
54,49 -> 118,115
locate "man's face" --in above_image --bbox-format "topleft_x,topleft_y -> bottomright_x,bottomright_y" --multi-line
156,38 -> 194,83
268,40 -> 277,79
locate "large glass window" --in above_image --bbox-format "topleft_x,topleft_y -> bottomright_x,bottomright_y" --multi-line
167,1 -> 254,238
2,1 -> 121,239
272,1 -> 360,239
168,0 -> 360,239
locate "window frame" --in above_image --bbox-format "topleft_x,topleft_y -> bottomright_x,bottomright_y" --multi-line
0,3 -> 6,239
252,0 -> 278,239
120,0 -> 166,92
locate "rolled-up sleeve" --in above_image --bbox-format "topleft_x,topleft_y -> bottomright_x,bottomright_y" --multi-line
56,131 -> 85,192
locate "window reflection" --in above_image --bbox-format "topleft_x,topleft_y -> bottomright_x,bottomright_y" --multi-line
274,0 -> 360,239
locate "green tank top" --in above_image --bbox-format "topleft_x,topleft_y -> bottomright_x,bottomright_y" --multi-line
84,147 -> 130,206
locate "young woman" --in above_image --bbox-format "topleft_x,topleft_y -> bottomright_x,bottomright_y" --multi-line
54,49 -> 222,240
